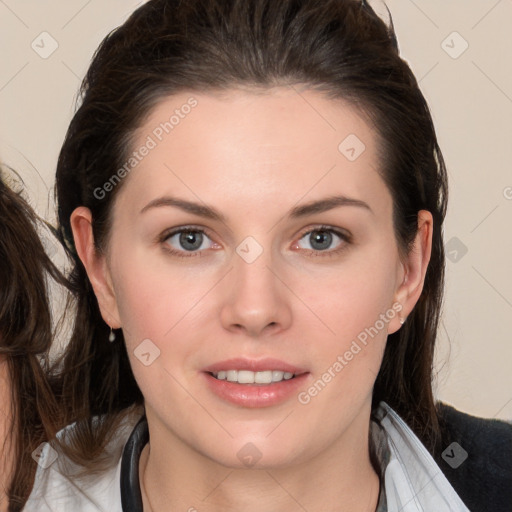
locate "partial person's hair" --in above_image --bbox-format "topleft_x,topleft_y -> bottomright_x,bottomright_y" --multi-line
54,0 -> 448,470
0,167 -> 67,512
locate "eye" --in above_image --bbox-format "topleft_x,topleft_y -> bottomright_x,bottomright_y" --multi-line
294,225 -> 351,256
159,224 -> 351,259
161,227 -> 218,258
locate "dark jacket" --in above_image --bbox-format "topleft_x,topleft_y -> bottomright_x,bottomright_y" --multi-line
434,402 -> 512,512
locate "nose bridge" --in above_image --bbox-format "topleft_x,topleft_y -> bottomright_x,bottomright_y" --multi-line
233,234 -> 280,306
220,234 -> 292,335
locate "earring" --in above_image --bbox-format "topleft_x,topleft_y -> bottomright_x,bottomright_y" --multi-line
108,327 -> 116,342
399,317 -> 405,325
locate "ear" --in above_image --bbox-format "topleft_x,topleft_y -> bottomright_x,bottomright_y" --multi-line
388,210 -> 433,335
70,206 -> 121,328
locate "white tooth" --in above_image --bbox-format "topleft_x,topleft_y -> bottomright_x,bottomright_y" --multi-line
215,369 -> 295,383
237,370 -> 255,384
255,370 -> 273,384
226,370 -> 238,382
272,370 -> 285,382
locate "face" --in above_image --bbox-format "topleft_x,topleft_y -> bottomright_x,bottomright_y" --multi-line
74,87 -> 429,469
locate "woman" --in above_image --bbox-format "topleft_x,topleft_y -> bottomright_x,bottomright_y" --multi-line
23,0 -> 512,511
0,169 -> 65,512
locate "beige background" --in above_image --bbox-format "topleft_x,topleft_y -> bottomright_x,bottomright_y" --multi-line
0,1 -> 511,420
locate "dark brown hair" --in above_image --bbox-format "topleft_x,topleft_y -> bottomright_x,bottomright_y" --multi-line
55,0 -> 447,469
0,169 -> 67,511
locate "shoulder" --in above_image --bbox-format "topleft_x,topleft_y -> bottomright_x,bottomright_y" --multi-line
23,410 -> 143,512
433,401 -> 512,512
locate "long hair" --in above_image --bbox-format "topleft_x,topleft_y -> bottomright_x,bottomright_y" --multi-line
0,169 -> 68,511
54,0 -> 447,469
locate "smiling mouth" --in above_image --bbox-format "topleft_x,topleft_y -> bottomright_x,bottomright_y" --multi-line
208,370 -> 298,385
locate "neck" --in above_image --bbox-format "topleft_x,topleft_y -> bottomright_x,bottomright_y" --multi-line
140,406 -> 380,512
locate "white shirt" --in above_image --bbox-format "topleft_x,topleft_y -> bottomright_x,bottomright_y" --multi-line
23,402 -> 470,512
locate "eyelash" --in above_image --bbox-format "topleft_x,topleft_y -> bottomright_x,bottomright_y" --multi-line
159,224 -> 352,259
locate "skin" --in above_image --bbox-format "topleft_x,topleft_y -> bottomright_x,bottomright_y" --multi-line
72,87 -> 432,512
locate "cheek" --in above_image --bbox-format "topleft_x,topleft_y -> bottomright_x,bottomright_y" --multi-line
296,245 -> 398,394
301,244 -> 399,339
111,251 -> 214,387
111,259 -> 203,408
111,245 -> 203,338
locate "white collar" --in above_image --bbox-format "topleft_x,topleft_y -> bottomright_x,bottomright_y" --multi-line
373,402 -> 469,512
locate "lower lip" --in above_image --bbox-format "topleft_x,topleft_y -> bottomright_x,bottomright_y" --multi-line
202,372 -> 310,408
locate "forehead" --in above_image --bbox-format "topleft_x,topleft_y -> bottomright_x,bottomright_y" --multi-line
115,87 -> 391,222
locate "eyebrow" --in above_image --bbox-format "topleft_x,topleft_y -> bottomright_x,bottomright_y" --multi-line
140,194 -> 373,221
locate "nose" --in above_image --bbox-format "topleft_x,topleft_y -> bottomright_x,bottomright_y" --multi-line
219,246 -> 292,338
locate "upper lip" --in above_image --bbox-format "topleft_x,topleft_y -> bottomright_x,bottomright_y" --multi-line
202,358 -> 308,375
